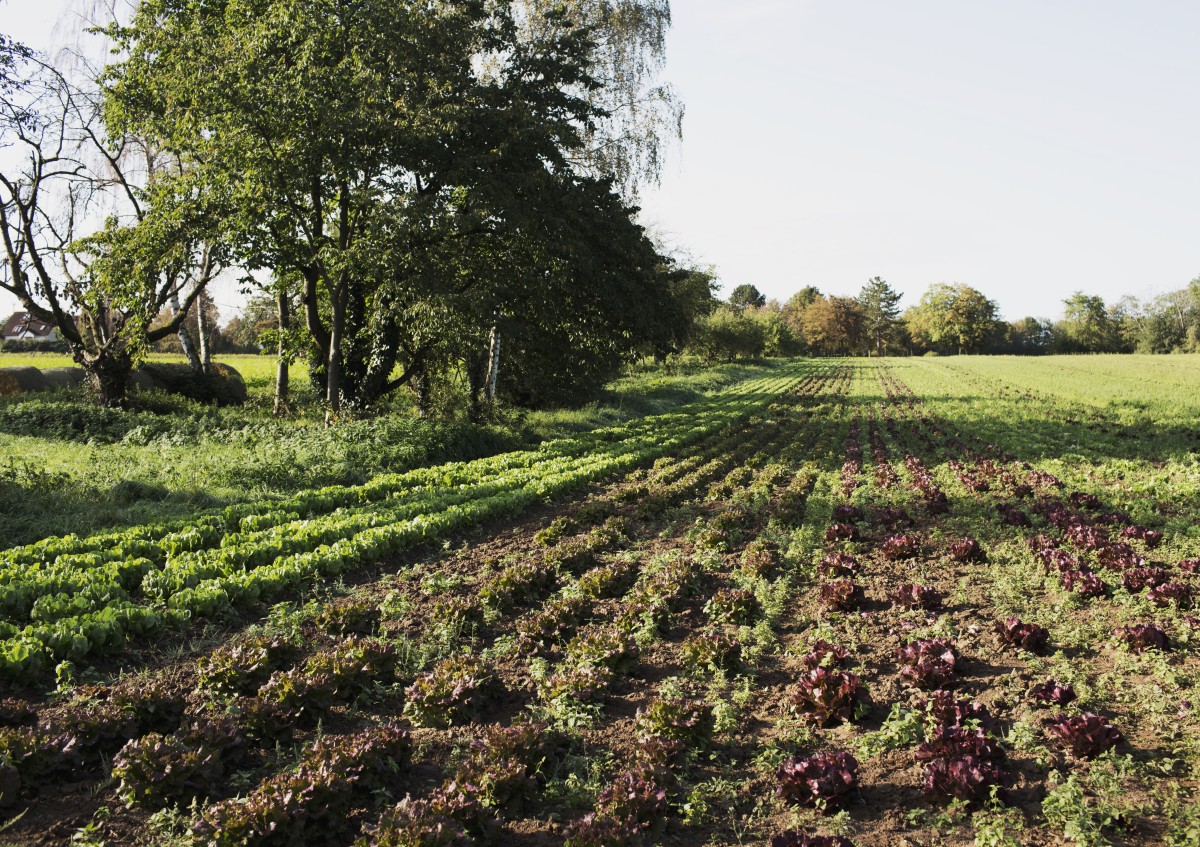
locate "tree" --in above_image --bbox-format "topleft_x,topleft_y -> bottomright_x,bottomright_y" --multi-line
746,303 -> 801,357
106,0 -> 608,418
857,276 -> 902,356
799,296 -> 865,356
515,0 -> 682,198
991,317 -> 1054,355
0,39 -> 224,405
905,283 -> 999,355
689,305 -> 764,362
1055,292 -> 1121,353
729,283 -> 766,311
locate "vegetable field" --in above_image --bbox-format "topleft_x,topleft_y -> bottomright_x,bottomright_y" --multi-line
2,357 -> 1200,846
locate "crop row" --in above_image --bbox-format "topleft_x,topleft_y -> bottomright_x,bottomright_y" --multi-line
0,369 -> 819,680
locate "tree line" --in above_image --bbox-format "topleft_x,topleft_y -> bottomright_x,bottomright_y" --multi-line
684,276 -> 1200,360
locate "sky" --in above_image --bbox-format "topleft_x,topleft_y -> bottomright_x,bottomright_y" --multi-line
3,0 -> 1199,321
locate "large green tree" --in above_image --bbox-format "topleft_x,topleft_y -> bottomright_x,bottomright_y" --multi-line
905,283 -> 999,355
105,0 -> 608,416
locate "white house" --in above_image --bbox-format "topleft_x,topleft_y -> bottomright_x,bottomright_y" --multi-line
1,312 -> 61,343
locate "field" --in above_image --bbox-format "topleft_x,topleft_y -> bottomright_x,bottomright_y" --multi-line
0,356 -> 1198,846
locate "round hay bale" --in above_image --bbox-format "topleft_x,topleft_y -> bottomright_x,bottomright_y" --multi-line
0,367 -> 48,397
138,362 -> 247,406
40,367 -> 86,390
127,370 -> 162,392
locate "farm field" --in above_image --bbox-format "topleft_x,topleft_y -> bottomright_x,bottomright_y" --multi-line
0,356 -> 1199,846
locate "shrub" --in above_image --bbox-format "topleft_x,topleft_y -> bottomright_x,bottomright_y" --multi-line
789,668 -> 865,727
776,750 -> 858,811
1045,713 -> 1122,758
994,617 -> 1049,653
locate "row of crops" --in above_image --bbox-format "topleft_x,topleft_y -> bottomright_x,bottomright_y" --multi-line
0,367 -> 812,680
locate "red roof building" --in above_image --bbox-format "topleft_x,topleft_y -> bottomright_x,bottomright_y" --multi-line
1,312 -> 62,342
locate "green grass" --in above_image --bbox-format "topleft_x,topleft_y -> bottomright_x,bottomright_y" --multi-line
0,356 -> 783,548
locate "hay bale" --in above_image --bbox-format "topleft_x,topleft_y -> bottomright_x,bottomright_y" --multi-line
40,367 -> 86,390
0,367 -> 48,397
138,362 -> 247,406
127,370 -> 162,392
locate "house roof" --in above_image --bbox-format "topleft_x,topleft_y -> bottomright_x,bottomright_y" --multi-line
1,312 -> 57,338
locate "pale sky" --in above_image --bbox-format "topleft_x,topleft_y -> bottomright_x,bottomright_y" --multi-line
3,0 -> 1199,321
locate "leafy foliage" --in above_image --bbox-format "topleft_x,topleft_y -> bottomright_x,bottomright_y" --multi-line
776,750 -> 859,811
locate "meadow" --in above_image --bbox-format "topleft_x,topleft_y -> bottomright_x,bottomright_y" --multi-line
0,355 -> 1196,846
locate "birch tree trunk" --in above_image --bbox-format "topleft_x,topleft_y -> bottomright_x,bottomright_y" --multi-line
196,298 -> 211,373
274,286 -> 290,416
170,290 -> 202,372
485,325 -> 500,403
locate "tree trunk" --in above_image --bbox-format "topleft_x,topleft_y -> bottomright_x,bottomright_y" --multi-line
171,290 -> 202,372
274,286 -> 290,416
413,367 -> 431,418
325,281 -> 346,424
85,349 -> 133,408
196,300 -> 212,374
485,325 -> 501,403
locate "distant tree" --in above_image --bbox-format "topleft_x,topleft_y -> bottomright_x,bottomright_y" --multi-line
651,263 -> 718,360
800,295 -> 865,356
781,286 -> 822,348
729,283 -> 766,311
988,317 -> 1053,354
857,276 -> 902,356
689,305 -> 765,361
905,283 -> 999,355
746,303 -> 801,357
1055,292 -> 1122,353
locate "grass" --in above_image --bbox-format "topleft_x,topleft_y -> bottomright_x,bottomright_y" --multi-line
0,354 -> 782,548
